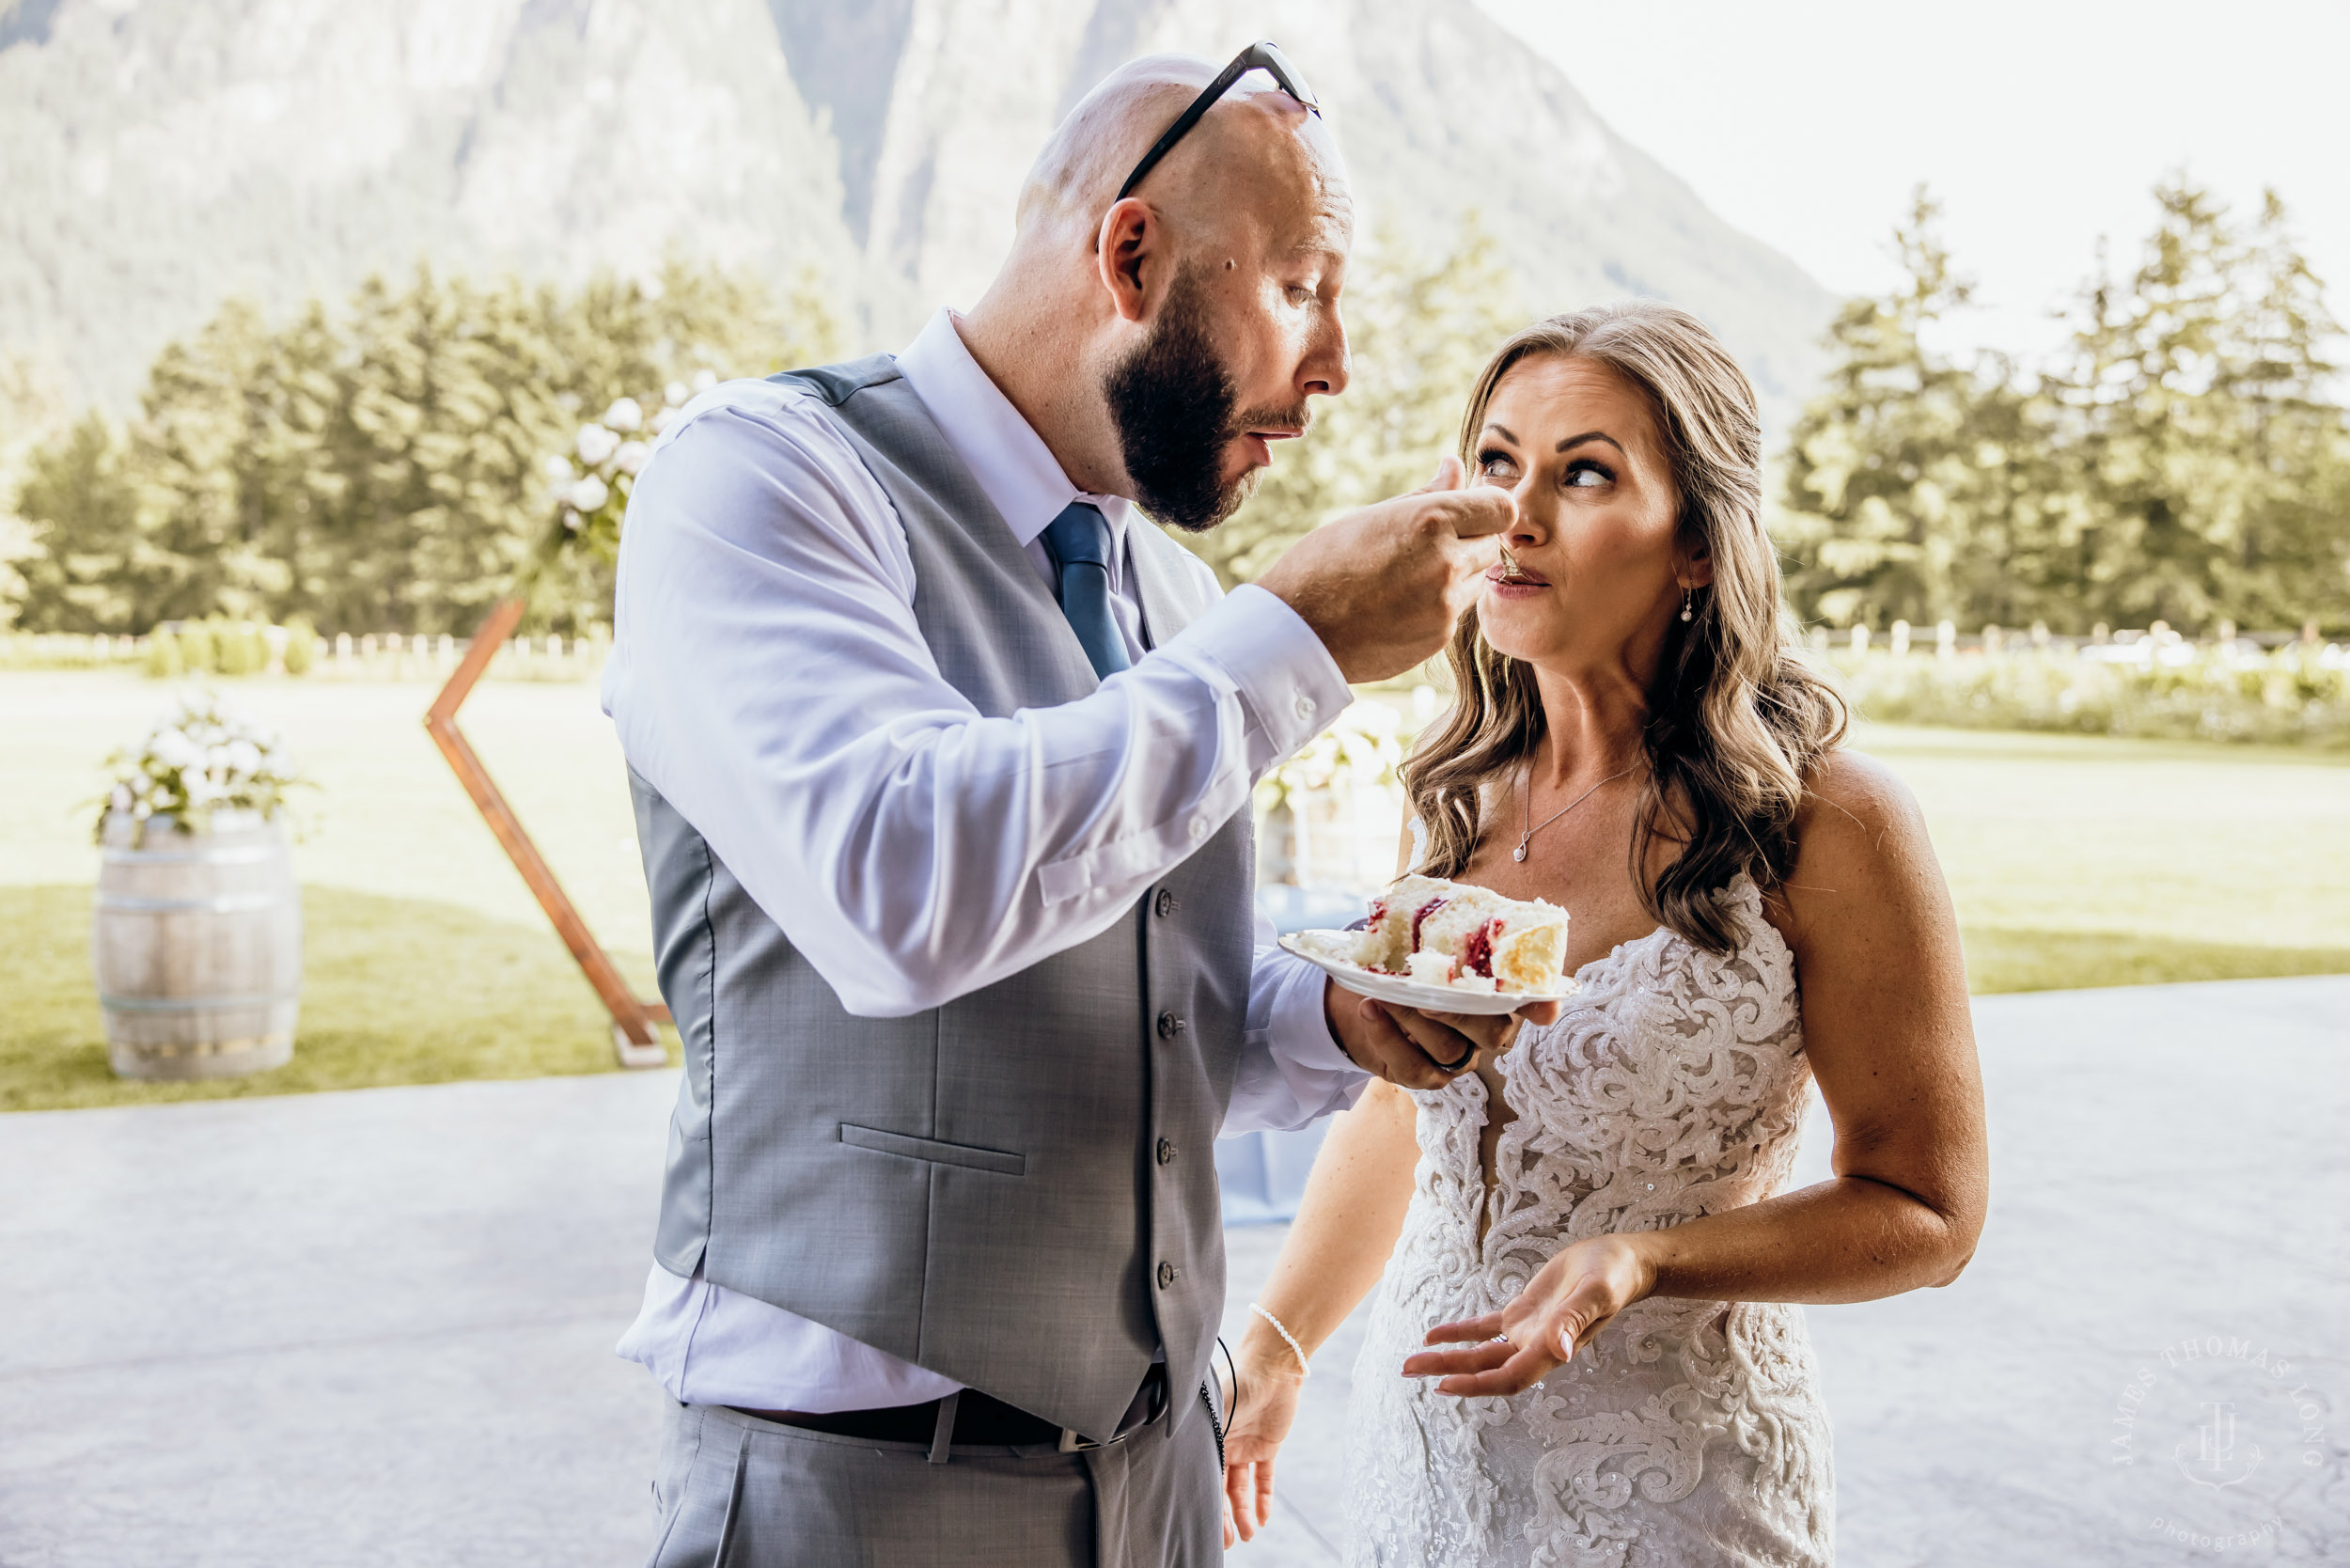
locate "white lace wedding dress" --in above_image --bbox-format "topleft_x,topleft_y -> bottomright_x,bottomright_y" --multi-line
1343,870 -> 1834,1567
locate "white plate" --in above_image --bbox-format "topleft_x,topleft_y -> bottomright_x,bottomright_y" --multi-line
1277,930 -> 1577,1016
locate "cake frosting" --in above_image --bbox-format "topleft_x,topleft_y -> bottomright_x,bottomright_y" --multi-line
1351,872 -> 1570,996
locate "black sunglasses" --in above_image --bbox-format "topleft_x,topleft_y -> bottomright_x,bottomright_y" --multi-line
1115,41 -> 1322,203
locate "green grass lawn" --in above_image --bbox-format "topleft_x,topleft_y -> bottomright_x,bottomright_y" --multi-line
2,884 -> 667,1113
3,669 -> 671,1114
1858,724 -> 2350,986
1957,927 -> 2350,993
3,671 -> 2343,1114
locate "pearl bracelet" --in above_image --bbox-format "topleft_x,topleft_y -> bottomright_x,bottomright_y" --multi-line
1249,1302 -> 1310,1379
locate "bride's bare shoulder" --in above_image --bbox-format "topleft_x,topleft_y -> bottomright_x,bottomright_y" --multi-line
1773,748 -> 1947,942
1796,748 -> 1924,844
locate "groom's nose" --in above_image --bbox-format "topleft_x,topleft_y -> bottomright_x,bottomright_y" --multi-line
1288,295 -> 1348,400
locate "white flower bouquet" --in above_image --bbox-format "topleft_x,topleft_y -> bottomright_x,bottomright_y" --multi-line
540,370 -> 719,562
97,691 -> 309,844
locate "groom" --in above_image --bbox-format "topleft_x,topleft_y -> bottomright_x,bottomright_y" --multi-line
604,45 -> 1517,1568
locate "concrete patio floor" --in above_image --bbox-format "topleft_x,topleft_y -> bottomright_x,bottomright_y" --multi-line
3,976 -> 2344,1566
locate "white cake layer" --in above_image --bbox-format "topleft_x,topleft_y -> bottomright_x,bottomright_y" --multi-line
1349,871 -> 1571,995
1353,872 -> 1450,973
1404,949 -> 1456,985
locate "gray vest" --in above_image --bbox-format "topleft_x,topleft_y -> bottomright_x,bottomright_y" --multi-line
630,355 -> 1254,1441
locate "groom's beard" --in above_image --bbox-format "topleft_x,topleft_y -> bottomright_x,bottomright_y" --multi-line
1104,265 -> 1312,534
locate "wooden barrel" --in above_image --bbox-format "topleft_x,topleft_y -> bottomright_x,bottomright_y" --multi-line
93,808 -> 303,1080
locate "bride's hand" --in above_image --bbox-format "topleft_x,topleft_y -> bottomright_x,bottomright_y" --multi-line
1222,1346 -> 1307,1546
1402,1233 -> 1655,1397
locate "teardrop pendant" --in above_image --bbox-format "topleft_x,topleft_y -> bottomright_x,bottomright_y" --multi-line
1512,842 -> 1528,862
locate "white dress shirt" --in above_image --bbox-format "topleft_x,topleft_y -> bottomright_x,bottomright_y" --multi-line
604,309 -> 1368,1415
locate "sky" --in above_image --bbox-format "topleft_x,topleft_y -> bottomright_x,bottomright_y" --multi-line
1475,0 -> 2350,364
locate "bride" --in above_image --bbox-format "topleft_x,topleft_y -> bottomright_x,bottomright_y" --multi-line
1223,303 -> 1990,1566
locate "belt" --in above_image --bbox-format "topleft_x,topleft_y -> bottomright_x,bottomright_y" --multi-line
732,1364 -> 1167,1455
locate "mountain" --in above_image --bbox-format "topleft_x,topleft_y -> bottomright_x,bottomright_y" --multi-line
0,0 -> 1835,430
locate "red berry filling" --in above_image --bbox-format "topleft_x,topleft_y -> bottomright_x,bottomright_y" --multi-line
1460,917 -> 1504,978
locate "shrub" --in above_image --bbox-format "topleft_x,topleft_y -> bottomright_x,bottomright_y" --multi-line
210,616 -> 260,676
176,619 -> 215,674
281,617 -> 315,676
1833,640 -> 2350,749
143,629 -> 184,679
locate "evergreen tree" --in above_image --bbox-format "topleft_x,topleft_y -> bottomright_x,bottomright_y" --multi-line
1780,179 -> 2348,633
2047,181 -> 2348,630
5,259 -> 843,635
0,351 -> 72,627
133,298 -> 309,625
10,415 -> 147,633
1775,189 -> 2064,630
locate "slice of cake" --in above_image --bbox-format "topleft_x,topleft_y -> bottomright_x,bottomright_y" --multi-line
1351,872 -> 1570,995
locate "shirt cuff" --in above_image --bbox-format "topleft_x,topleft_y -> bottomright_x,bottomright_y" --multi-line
1266,942 -> 1357,1076
1164,582 -> 1353,762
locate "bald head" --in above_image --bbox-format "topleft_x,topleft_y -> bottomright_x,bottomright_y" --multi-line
1014,54 -> 1350,259
959,50 -> 1354,526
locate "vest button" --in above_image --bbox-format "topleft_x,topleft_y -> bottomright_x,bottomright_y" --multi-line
1155,1011 -> 1185,1039
1157,1261 -> 1177,1289
1156,1137 -> 1176,1166
1154,888 -> 1178,917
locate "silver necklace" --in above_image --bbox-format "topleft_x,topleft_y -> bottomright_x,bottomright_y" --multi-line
1514,764 -> 1637,862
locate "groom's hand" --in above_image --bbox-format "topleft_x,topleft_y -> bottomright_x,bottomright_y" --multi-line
1255,455 -> 1514,683
1324,984 -> 1562,1089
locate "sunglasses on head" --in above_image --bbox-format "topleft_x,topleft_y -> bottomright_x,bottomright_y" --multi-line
1116,40 -> 1322,204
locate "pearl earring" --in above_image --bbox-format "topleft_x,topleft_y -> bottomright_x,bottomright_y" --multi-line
1679,588 -> 1694,623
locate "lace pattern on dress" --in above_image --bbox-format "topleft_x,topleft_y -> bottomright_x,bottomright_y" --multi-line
1343,871 -> 1834,1568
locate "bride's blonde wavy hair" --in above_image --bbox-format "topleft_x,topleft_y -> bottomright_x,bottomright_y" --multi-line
1404,302 -> 1846,953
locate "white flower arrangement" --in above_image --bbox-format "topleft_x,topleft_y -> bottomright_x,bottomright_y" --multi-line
544,370 -> 719,561
1254,698 -> 1405,815
97,690 -> 308,843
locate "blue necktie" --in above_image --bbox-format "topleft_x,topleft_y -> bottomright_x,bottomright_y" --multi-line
1042,502 -> 1132,680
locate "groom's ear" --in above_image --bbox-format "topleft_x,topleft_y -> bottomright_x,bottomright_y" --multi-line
1095,197 -> 1167,325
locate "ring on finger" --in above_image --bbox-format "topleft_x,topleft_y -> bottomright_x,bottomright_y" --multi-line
1429,1038 -> 1475,1074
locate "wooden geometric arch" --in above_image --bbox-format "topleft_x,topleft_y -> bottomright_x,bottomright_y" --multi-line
425,596 -> 670,1069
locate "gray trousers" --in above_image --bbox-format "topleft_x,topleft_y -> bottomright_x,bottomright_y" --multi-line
645,1394 -> 1222,1568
